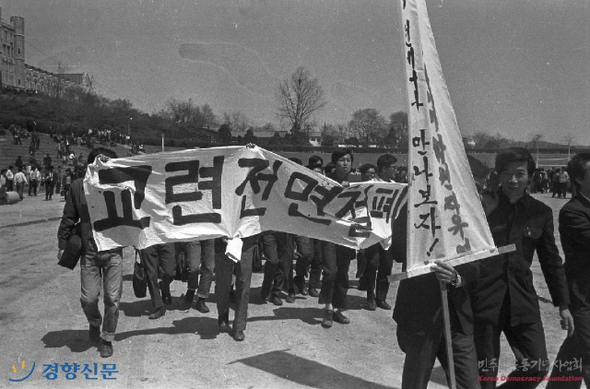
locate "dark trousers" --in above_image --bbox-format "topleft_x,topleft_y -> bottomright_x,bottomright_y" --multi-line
45,182 -> 54,200
475,296 -> 549,389
546,293 -> 590,388
216,237 -> 255,332
140,243 -> 176,309
308,239 -> 323,289
363,243 -> 393,301
16,182 -> 24,200
28,179 -> 37,196
318,242 -> 354,309
186,240 -> 215,298
261,232 -> 289,298
397,326 -> 480,389
288,235 -> 312,293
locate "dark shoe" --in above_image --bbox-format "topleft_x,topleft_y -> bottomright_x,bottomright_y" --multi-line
195,298 -> 210,313
294,278 -> 308,296
309,287 -> 319,297
321,310 -> 333,328
149,306 -> 166,320
184,289 -> 195,305
233,330 -> 245,341
333,310 -> 350,324
376,300 -> 392,310
366,299 -> 377,311
300,284 -> 308,296
269,295 -> 283,306
99,340 -> 113,358
286,292 -> 295,303
89,324 -> 101,342
218,314 -> 230,333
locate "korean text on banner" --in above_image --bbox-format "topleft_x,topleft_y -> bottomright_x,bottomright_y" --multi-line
83,146 -> 407,252
401,0 -> 496,277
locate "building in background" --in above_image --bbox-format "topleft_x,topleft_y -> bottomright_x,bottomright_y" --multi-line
0,7 -> 89,94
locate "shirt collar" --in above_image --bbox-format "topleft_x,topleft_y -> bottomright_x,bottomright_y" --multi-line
498,190 -> 531,210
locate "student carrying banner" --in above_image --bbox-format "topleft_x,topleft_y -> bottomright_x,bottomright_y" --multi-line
57,147 -> 123,359
392,203 -> 481,389
319,148 -> 360,328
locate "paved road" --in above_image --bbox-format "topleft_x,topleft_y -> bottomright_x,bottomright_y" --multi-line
0,192 -> 574,388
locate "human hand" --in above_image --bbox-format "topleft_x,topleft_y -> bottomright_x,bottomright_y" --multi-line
559,306 -> 575,337
246,143 -> 256,149
432,260 -> 460,286
57,249 -> 64,260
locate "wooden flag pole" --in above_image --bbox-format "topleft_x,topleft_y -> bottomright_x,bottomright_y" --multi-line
440,281 -> 457,389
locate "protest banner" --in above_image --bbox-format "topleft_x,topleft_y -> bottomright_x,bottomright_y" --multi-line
393,0 -> 502,281
392,1 -> 514,387
84,146 -> 407,253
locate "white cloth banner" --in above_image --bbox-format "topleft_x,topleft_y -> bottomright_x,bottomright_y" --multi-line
84,146 -> 407,252
401,0 -> 497,276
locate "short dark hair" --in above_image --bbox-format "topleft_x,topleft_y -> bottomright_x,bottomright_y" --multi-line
495,147 -> 536,176
88,147 -> 118,165
324,162 -> 336,174
308,155 -> 323,168
358,163 -> 377,175
331,148 -> 353,165
377,154 -> 398,173
289,157 -> 303,166
567,153 -> 590,191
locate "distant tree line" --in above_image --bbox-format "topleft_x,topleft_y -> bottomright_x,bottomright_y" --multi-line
0,65 -> 581,152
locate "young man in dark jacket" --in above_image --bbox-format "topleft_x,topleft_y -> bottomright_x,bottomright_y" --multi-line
57,147 -> 122,358
546,153 -> 590,387
472,148 -> 573,388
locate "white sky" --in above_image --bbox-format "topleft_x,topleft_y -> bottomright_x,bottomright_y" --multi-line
1,0 -> 589,144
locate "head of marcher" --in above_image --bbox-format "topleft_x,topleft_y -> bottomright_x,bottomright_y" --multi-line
377,154 -> 398,181
567,152 -> 590,198
331,148 -> 353,182
495,147 -> 535,203
87,147 -> 118,165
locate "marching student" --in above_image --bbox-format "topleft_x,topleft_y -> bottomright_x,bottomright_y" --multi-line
57,147 -> 122,358
546,153 -> 590,387
472,148 -> 573,388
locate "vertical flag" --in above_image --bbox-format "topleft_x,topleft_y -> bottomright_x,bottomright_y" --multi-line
399,0 -> 497,278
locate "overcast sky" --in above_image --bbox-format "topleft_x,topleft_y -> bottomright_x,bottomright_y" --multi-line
2,0 -> 589,144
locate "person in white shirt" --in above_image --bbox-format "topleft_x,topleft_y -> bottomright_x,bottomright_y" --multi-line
13,166 -> 28,200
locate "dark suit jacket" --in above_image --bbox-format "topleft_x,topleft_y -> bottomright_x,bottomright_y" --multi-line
559,194 -> 590,304
391,205 -> 478,335
472,192 -> 569,326
57,178 -> 95,250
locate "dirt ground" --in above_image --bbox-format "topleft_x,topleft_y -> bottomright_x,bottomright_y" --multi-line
0,191 -> 582,388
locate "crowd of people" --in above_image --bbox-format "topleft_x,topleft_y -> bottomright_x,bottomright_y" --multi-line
0,123 -> 149,200
47,145 -> 589,389
1,154 -> 79,201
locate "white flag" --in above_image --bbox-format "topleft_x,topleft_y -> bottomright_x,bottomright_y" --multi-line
400,0 -> 497,278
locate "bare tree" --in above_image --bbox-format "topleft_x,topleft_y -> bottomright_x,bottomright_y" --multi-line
529,133 -> 544,165
562,133 -> 576,159
348,108 -> 387,146
201,104 -> 217,129
276,66 -> 327,133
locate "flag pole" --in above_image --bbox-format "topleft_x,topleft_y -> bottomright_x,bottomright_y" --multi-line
440,281 -> 457,389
